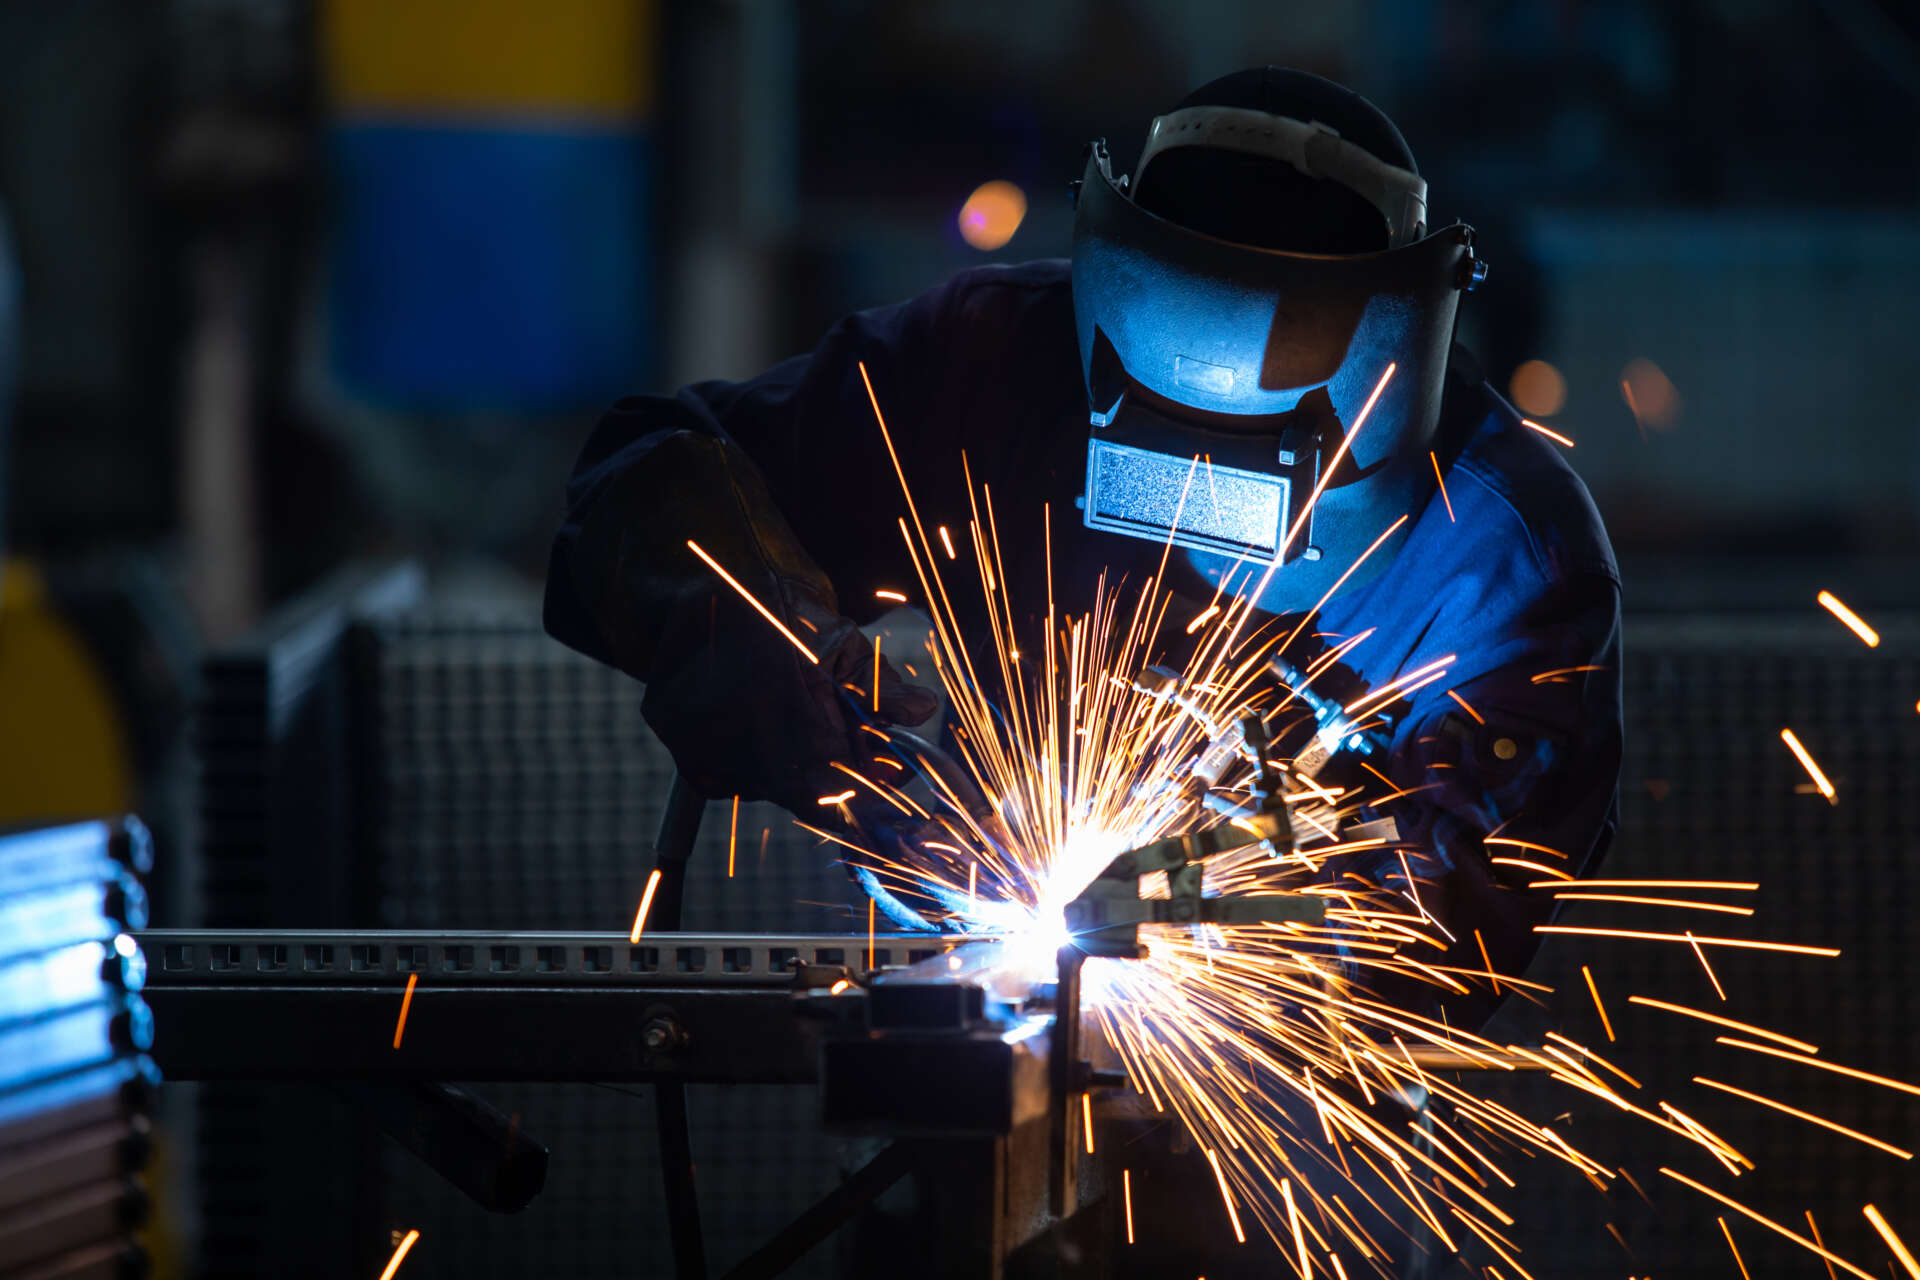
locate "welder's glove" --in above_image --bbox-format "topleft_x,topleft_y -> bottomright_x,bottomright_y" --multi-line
549,428 -> 936,819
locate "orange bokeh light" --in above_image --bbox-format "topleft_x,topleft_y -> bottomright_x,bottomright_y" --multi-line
1508,359 -> 1567,417
1621,357 -> 1681,430
958,180 -> 1027,251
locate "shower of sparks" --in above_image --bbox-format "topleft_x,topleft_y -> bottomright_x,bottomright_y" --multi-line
670,358 -> 1918,1278
628,869 -> 662,944
1816,591 -> 1880,647
377,1230 -> 421,1280
392,972 -> 418,1050
1780,728 -> 1837,803
1865,1206 -> 1920,1279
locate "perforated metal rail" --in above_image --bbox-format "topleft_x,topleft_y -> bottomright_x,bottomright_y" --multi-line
138,929 -> 974,987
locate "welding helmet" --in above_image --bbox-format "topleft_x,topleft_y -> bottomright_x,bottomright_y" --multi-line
1071,69 -> 1484,613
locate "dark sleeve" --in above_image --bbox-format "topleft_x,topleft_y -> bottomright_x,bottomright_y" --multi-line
539,280 -> 959,809
543,277 -> 961,677
1367,570 -> 1623,1029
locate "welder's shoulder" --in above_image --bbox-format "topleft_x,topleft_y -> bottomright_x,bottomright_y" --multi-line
931,259 -> 1075,343
1449,382 -> 1620,594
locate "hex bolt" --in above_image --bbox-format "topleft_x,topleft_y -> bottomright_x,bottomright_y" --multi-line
643,1015 -> 685,1053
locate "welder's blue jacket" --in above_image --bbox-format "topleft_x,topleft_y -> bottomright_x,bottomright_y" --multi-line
545,260 -> 1622,1027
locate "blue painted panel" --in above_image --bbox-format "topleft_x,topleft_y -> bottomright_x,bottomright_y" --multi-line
329,122 -> 650,412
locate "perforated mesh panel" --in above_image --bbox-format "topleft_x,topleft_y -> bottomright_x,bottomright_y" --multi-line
1474,614 -> 1920,1279
352,605 -> 866,1278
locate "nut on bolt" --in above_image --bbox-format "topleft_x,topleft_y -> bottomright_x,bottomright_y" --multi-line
642,1014 -> 686,1053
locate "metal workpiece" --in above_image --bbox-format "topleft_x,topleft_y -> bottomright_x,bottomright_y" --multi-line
821,1014 -> 1055,1137
130,929 -> 1036,1084
823,938 -> 1059,1137
1062,816 -> 1328,959
136,929 -> 969,988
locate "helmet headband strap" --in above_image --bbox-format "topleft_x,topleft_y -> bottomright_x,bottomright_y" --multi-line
1136,105 -> 1428,247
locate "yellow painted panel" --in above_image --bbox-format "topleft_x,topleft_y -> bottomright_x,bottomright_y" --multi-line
0,561 -> 132,827
323,0 -> 654,119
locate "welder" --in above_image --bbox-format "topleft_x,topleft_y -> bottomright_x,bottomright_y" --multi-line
546,65 -> 1620,1033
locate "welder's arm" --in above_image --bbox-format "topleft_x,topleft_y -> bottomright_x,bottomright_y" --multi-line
1364,574 -> 1623,1028
542,289 -> 956,815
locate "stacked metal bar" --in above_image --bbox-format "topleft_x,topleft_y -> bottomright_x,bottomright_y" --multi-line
0,818 -> 158,1280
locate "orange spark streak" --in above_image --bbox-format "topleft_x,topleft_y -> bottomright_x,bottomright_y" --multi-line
1535,879 -> 1757,891
1659,1167 -> 1874,1280
1205,1148 -> 1247,1244
1282,1177 -> 1310,1278
1865,1206 -> 1920,1279
1343,653 -> 1454,715
1720,1217 -> 1754,1280
1185,604 -> 1221,635
1627,997 -> 1819,1053
1123,1169 -> 1135,1244
392,972 -> 418,1050
1493,857 -> 1574,881
1553,892 -> 1753,916
1715,1038 -> 1920,1099
1485,836 -> 1568,858
817,790 -> 856,805
1529,665 -> 1606,684
378,1229 -> 422,1280
1284,365 -> 1395,555
1581,966 -> 1615,1042
1083,1095 -> 1095,1154
1688,930 -> 1727,1000
1817,591 -> 1880,647
1810,1212 -> 1841,1280
1430,451 -> 1454,522
873,635 -> 882,712
1780,728 -> 1837,803
875,589 -> 909,603
728,796 -> 739,878
1446,689 -> 1484,724
1534,926 -> 1839,956
1521,418 -> 1575,447
938,525 -> 956,559
629,869 -> 662,943
867,898 -> 876,971
686,540 -> 820,663
1693,1077 -> 1912,1159
1475,929 -> 1499,994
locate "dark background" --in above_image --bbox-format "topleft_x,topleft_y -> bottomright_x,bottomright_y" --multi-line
1,1 -> 1917,1277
